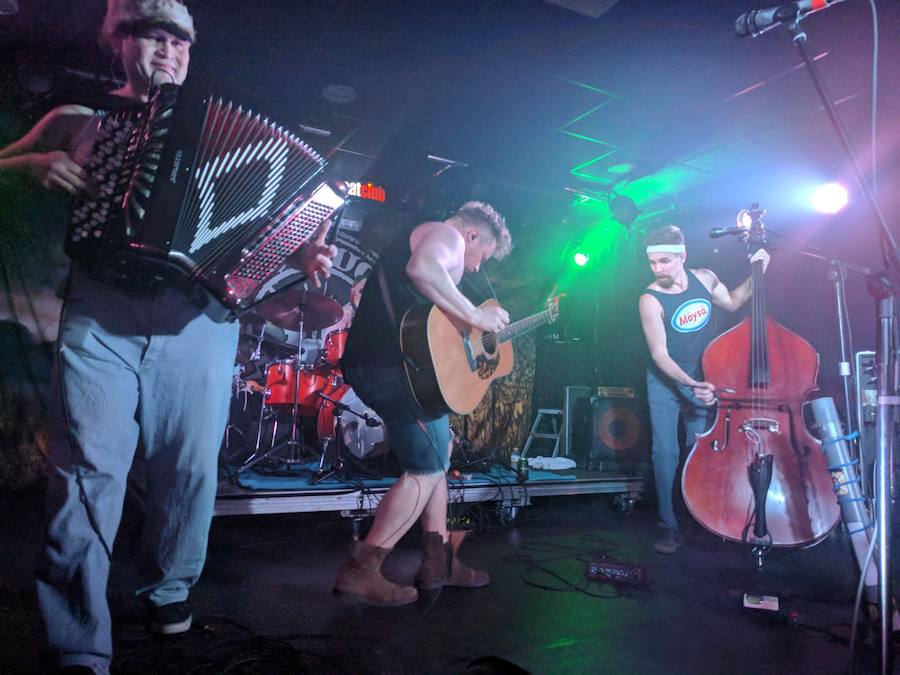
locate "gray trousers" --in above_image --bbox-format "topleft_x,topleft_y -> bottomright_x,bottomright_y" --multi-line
36,267 -> 238,672
646,368 -> 712,530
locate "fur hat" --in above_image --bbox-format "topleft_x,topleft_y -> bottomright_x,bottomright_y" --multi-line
100,0 -> 196,52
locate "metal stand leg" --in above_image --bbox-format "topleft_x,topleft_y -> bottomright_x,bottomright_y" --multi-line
311,407 -> 345,485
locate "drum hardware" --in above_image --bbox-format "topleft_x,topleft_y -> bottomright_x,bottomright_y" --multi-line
249,287 -> 343,332
239,303 -> 322,473
448,425 -> 490,473
311,390 -> 382,485
318,328 -> 348,370
221,375 -> 249,464
233,288 -> 367,475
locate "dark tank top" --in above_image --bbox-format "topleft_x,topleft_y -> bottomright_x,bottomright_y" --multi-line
342,233 -> 428,370
643,270 -> 716,378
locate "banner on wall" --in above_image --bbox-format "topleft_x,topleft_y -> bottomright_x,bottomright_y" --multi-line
252,197 -> 411,362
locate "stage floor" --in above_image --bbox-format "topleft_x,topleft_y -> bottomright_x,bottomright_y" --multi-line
2,486 -> 893,674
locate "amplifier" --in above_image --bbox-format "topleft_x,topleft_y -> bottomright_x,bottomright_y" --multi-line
589,394 -> 649,470
596,386 -> 635,399
566,385 -> 650,471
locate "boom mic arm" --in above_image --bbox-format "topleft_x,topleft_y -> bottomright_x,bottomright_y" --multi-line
735,0 -> 846,38
710,227 -> 749,238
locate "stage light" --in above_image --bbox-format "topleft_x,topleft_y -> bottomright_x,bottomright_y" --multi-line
607,162 -> 636,176
610,195 -> 639,226
811,183 -> 848,214
573,251 -> 590,267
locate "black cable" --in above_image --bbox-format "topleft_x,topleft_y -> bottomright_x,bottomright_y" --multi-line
499,536 -> 635,600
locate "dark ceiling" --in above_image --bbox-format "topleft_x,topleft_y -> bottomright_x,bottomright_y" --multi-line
2,0 -> 898,247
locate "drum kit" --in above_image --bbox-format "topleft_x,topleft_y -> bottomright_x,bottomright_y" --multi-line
227,287 -> 387,476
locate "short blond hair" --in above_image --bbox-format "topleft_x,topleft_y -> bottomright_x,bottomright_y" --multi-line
453,201 -> 512,260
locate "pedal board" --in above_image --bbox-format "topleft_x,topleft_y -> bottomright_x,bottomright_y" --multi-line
585,558 -> 651,587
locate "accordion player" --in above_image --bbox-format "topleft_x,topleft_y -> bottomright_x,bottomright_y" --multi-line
66,83 -> 346,318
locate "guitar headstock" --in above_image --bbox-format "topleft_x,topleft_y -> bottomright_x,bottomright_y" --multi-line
546,294 -> 564,322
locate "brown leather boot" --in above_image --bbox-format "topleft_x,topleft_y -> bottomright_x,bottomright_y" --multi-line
415,531 -> 491,589
414,531 -> 450,590
333,540 -> 419,607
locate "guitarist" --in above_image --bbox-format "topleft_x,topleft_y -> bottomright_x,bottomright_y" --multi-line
639,225 -> 768,554
334,201 -> 512,606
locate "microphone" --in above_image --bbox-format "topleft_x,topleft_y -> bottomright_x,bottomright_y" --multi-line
709,227 -> 749,238
426,154 -> 469,168
734,0 -> 846,38
364,415 -> 382,428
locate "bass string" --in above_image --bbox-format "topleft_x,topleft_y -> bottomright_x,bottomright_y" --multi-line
750,258 -> 761,452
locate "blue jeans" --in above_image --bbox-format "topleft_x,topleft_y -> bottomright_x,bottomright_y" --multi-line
36,267 -> 238,672
646,368 -> 712,530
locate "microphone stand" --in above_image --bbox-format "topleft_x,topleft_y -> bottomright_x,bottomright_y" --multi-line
783,19 -> 899,673
311,392 -> 382,485
756,236 -> 871,436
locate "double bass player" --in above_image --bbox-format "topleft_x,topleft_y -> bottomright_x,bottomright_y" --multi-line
638,225 -> 769,554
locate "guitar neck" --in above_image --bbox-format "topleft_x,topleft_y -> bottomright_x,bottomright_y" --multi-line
495,307 -> 555,343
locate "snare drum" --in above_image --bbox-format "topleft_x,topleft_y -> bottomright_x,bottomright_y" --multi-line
264,360 -> 328,415
317,384 -> 386,459
322,329 -> 348,368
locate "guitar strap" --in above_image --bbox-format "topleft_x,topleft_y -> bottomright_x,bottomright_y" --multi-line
377,263 -> 398,329
378,264 -> 422,375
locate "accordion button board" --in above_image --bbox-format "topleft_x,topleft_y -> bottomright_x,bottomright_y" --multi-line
66,84 -> 346,313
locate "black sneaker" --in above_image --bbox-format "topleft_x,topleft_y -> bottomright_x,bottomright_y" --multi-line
654,527 -> 683,554
149,601 -> 192,635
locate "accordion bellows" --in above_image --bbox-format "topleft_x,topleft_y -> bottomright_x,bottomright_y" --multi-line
67,84 -> 345,309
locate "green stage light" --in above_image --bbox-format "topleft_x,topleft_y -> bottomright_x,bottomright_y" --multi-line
573,252 -> 590,267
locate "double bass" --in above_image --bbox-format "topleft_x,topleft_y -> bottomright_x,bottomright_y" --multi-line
682,206 -> 840,548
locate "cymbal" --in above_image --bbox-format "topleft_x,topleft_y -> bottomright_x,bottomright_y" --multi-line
236,329 -> 295,363
252,288 -> 343,331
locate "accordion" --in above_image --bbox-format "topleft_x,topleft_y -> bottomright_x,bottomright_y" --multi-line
67,83 -> 346,310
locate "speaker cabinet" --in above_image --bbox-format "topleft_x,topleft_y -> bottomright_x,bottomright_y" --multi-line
587,395 -> 650,472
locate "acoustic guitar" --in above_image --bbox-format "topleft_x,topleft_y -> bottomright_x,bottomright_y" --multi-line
399,297 -> 560,415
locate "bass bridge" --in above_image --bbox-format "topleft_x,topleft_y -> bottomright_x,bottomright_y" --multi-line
709,415 -> 779,452
740,418 -> 779,433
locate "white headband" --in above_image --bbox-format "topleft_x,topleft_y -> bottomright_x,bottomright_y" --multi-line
646,244 -> 685,254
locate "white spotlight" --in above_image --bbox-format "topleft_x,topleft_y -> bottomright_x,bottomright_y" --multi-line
811,183 -> 849,214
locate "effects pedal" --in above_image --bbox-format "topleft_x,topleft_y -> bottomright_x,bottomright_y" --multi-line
585,558 -> 651,587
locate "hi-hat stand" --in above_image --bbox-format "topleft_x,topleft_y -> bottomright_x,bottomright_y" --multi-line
239,310 -> 314,474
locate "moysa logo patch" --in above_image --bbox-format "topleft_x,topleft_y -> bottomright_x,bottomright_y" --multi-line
672,299 -> 711,333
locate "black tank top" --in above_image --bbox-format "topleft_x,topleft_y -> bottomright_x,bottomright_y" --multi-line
342,233 -> 428,370
643,270 -> 716,378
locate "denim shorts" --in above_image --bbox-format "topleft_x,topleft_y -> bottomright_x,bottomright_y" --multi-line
343,362 -> 450,474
